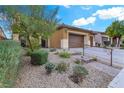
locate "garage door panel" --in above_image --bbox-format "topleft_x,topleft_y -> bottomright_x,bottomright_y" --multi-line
69,33 -> 84,48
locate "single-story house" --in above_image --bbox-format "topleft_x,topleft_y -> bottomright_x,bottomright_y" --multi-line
47,24 -> 96,49
13,24 -> 110,49
47,24 -> 110,48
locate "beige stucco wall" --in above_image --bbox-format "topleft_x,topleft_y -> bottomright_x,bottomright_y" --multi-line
61,39 -> 68,49
84,35 -> 90,46
49,28 -> 68,48
49,28 -> 95,48
92,35 -> 95,46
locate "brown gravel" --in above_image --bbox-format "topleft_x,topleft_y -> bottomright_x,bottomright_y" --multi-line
15,52 -> 120,88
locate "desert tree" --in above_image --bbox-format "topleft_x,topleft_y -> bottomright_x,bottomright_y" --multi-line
3,5 -> 60,51
106,20 -> 124,47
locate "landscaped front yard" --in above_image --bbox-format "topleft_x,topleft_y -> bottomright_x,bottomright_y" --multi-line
1,5 -> 124,88
15,50 -> 120,88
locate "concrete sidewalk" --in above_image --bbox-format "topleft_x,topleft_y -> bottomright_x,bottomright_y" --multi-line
108,68 -> 124,88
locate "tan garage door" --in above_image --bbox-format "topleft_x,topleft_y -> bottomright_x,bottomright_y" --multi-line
69,33 -> 84,48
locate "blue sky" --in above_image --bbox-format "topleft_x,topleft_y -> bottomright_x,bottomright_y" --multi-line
1,5 -> 124,39
50,5 -> 124,32
0,13 -> 12,39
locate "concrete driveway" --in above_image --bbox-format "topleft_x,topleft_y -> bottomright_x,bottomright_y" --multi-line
69,47 -> 124,67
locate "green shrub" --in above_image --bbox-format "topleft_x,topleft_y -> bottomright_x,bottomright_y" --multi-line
122,40 -> 124,44
50,48 -> 56,52
120,47 -> 124,49
104,41 -> 110,46
0,40 -> 22,87
45,62 -> 55,74
54,51 -> 59,55
120,44 -> 124,49
26,48 -> 33,56
103,45 -> 107,49
31,49 -> 48,65
73,65 -> 88,76
91,56 -> 97,61
56,62 -> 69,73
74,60 -> 81,64
59,51 -> 71,58
111,43 -> 116,47
70,65 -> 88,84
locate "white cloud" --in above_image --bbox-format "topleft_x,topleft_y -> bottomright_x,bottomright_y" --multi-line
63,5 -> 71,8
92,7 -> 124,20
87,27 -> 92,30
72,17 -> 96,26
118,15 -> 124,21
81,6 -> 91,10
98,5 -> 104,7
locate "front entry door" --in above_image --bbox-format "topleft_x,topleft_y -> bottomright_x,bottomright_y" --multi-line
41,39 -> 48,48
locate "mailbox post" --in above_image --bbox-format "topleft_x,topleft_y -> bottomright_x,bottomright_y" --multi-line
110,48 -> 113,66
103,40 -> 113,66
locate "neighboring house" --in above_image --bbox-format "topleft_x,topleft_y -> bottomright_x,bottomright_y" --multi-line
14,24 -> 111,49
0,27 -> 5,40
94,31 -> 110,47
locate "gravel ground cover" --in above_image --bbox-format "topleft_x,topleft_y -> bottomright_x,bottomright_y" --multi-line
87,62 -> 120,77
15,52 -> 121,88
